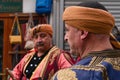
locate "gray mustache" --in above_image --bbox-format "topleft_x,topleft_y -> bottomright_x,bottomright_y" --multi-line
36,42 -> 44,46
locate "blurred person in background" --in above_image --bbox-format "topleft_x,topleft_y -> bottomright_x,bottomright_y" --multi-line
9,24 -> 75,80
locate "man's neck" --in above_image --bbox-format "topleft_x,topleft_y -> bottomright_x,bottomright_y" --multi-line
81,40 -> 113,59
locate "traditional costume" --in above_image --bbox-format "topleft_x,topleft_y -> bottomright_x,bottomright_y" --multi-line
10,46 -> 75,80
10,24 -> 75,80
52,49 -> 120,80
51,2 -> 120,80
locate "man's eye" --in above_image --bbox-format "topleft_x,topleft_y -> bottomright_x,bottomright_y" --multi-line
33,33 -> 47,38
65,28 -> 69,31
34,35 -> 38,39
40,34 -> 46,38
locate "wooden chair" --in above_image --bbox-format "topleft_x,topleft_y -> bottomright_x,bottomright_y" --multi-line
0,72 -> 6,80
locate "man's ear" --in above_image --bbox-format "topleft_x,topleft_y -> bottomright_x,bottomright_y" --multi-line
80,30 -> 88,39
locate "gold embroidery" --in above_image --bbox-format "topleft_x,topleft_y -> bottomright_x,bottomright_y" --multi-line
57,69 -> 77,80
104,57 -> 120,70
71,65 -> 108,80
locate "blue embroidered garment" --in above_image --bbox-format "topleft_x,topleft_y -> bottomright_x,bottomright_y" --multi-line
51,50 -> 120,80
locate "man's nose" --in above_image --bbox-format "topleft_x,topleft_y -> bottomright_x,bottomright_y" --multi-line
36,36 -> 42,41
64,34 -> 68,42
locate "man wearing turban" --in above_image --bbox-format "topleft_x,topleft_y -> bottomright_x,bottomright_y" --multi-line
9,24 -> 75,80
51,1 -> 120,80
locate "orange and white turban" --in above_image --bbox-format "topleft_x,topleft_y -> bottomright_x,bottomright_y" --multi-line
63,6 -> 115,35
31,24 -> 53,37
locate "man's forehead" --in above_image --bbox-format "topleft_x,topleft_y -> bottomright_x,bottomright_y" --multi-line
34,32 -> 48,35
65,24 -> 71,29
65,24 -> 78,31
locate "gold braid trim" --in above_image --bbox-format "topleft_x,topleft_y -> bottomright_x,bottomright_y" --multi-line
23,51 -> 35,76
104,57 -> 120,70
39,46 -> 60,79
96,64 -> 109,80
89,57 -> 105,67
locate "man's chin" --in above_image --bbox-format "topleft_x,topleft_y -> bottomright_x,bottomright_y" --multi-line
70,49 -> 77,56
37,47 -> 44,50
70,50 -> 74,55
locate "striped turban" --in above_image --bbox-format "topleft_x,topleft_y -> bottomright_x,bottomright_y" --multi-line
110,33 -> 120,49
63,6 -> 115,34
